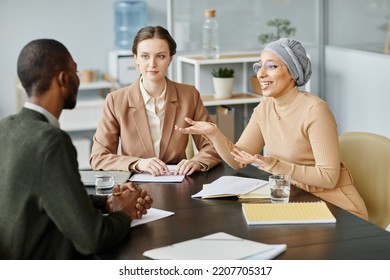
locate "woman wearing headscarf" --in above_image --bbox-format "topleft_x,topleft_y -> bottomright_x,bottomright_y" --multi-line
175,38 -> 368,219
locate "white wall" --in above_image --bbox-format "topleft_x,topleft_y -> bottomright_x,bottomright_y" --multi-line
0,0 -> 167,119
2,0 -> 390,141
1,0 -> 324,119
328,0 -> 390,51
325,46 -> 390,138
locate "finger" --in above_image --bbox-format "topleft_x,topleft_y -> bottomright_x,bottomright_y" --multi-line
138,197 -> 152,210
186,165 -> 197,175
232,156 -> 242,163
233,157 -> 242,162
137,197 -> 151,210
129,185 -> 140,192
136,203 -> 147,215
138,189 -> 148,199
233,150 -> 245,157
181,162 -> 193,175
230,150 -> 239,157
143,202 -> 152,209
231,154 -> 245,162
144,195 -> 153,205
128,188 -> 141,197
231,148 -> 240,155
184,117 -> 195,125
161,163 -> 170,175
139,198 -> 151,209
152,159 -> 168,176
135,202 -> 143,211
125,182 -> 138,192
111,184 -> 120,194
177,161 -> 189,175
147,165 -> 159,176
174,159 -> 186,174
184,160 -> 199,175
174,160 -> 186,175
175,125 -> 191,134
138,209 -> 148,219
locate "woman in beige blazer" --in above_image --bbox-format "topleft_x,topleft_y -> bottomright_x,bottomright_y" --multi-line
90,26 -> 221,176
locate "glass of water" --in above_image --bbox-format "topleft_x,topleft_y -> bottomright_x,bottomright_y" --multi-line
269,174 -> 291,203
95,174 -> 115,195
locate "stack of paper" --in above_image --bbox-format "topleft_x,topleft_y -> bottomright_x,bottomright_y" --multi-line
242,201 -> 336,225
192,176 -> 268,199
238,184 -> 271,202
143,232 -> 286,260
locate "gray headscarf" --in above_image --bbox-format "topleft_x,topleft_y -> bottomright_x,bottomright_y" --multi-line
263,38 -> 312,87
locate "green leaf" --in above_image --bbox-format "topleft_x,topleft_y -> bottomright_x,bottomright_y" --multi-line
211,67 -> 234,78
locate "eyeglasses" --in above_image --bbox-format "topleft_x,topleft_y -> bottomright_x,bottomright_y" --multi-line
253,61 -> 279,74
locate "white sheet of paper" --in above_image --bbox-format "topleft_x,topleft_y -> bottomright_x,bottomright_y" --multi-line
131,208 -> 175,227
191,176 -> 268,198
130,165 -> 185,183
143,232 -> 286,260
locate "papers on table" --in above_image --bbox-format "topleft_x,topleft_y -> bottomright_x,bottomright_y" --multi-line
143,232 -> 286,260
242,201 -> 336,225
191,176 -> 268,199
131,208 -> 174,227
238,183 -> 271,202
79,170 -> 132,186
130,165 -> 185,183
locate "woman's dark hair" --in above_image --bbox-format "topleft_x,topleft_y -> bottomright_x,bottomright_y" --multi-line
132,26 -> 177,56
17,39 -> 71,96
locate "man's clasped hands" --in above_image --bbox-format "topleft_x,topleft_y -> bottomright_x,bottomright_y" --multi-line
106,182 -> 153,220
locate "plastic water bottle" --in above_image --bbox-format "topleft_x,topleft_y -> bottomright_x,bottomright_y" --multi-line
202,9 -> 220,59
114,0 -> 148,50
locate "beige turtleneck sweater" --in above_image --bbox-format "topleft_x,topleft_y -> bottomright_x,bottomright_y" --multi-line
208,87 -> 367,219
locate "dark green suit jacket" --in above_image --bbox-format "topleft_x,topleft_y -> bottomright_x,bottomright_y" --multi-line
0,108 -> 131,259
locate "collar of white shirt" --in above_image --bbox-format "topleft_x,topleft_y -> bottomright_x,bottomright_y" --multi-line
24,102 -> 60,128
139,77 -> 167,105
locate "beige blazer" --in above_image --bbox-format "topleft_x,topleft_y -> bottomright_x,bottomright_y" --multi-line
90,77 -> 221,171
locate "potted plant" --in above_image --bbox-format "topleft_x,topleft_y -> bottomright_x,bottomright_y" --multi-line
211,67 -> 235,99
251,18 -> 297,95
258,18 -> 296,45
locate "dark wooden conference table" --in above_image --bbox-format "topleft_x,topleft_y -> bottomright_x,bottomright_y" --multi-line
90,162 -> 390,260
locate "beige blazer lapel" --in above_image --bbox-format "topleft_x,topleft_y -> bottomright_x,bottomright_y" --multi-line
127,79 -> 156,157
159,80 -> 178,158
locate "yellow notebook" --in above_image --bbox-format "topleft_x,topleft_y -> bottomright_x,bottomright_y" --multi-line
242,201 -> 336,225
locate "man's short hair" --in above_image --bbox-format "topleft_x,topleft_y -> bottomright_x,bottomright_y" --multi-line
17,39 -> 71,96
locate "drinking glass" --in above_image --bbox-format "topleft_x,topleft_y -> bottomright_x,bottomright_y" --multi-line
95,174 -> 115,195
269,174 -> 291,203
